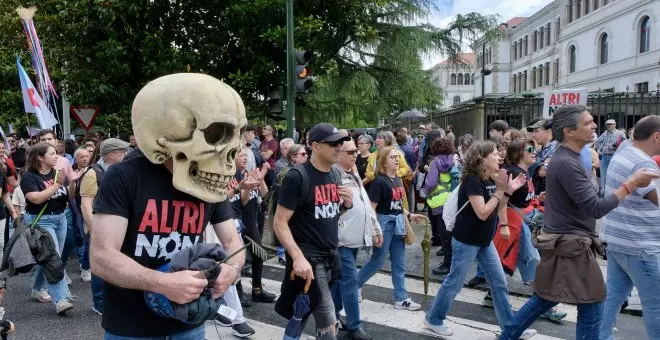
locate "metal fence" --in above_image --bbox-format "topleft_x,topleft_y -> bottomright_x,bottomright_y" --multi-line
388,90 -> 660,139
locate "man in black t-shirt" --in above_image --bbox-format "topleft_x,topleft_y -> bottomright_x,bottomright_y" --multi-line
90,74 -> 247,339
273,123 -> 352,340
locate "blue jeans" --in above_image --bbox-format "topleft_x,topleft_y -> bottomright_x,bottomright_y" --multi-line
24,212 -> 71,304
600,154 -> 612,193
104,325 -> 205,340
500,294 -> 602,340
61,208 -> 76,267
358,215 -> 408,302
600,250 -> 660,340
81,232 -> 91,270
331,247 -> 361,331
426,238 -> 512,328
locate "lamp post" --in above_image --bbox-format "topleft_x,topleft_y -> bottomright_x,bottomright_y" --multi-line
481,43 -> 492,98
285,0 -> 295,138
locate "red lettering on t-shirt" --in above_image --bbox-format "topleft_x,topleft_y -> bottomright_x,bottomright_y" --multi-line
171,200 -> 185,232
315,186 -> 326,205
181,202 -> 199,233
138,199 -> 159,233
391,186 -> 405,201
159,200 -> 171,233
197,202 -> 205,234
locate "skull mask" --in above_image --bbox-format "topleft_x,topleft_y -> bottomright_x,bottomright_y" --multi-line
132,73 -> 247,202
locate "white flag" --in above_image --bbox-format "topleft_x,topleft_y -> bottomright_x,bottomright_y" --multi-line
17,58 -> 58,129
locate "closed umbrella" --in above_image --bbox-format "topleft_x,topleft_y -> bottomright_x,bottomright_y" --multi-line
283,272 -> 313,340
420,217 -> 432,301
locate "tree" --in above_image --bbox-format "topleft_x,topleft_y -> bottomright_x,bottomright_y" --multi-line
0,0 -> 498,135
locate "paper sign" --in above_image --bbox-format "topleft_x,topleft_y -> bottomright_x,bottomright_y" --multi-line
543,88 -> 588,118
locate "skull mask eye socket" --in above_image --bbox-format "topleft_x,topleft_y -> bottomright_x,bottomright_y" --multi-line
202,122 -> 236,145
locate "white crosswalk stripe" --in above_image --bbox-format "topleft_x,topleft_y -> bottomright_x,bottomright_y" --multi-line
204,262 -> 577,339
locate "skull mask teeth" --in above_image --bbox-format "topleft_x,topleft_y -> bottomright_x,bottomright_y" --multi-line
132,73 -> 248,202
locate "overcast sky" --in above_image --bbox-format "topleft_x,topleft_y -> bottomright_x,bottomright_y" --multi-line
421,0 -> 554,69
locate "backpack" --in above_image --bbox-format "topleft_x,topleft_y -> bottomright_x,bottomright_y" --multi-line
426,172 -> 453,209
442,183 -> 470,232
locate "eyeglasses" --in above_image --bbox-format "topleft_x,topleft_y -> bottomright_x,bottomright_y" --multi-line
524,146 -> 536,153
295,152 -> 308,157
388,155 -> 398,160
343,150 -> 358,155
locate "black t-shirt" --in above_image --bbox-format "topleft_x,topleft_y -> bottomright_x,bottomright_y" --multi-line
227,170 -> 259,227
452,175 -> 497,247
507,165 -> 534,209
93,150 -> 233,337
20,170 -> 69,215
0,170 -> 7,219
356,155 -> 369,180
277,161 -> 341,252
368,174 -> 405,216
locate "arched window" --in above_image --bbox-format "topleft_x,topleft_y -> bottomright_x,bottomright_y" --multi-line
539,27 -> 545,49
513,42 -> 517,60
452,96 -> 461,105
457,73 -> 463,85
450,73 -> 456,85
569,45 -> 576,73
640,16 -> 651,53
471,73 -> 475,85
599,33 -> 608,64
464,73 -> 470,85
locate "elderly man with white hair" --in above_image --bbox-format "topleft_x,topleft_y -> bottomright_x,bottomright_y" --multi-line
274,138 -> 295,178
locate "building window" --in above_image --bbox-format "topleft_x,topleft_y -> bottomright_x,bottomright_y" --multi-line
635,82 -> 649,93
553,58 -> 559,83
569,45 -> 576,73
513,42 -> 517,60
471,73 -> 475,85
518,73 -> 523,92
532,67 -> 537,88
599,33 -> 608,64
545,62 -> 550,85
452,96 -> 461,105
594,0 -> 598,10
640,16 -> 651,53
524,36 -> 528,55
584,0 -> 590,15
523,71 -> 528,91
539,66 -> 544,87
576,0 -> 581,19
556,18 -> 561,40
464,73 -> 470,85
546,23 -> 551,45
533,31 -> 538,51
519,38 -> 523,57
450,73 -> 456,85
512,76 -> 517,93
569,1 -> 574,23
539,28 -> 545,49
603,0 -> 608,5
457,73 -> 463,85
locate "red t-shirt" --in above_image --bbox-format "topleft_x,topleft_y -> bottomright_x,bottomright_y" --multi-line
260,138 -> 279,168
3,157 -> 16,193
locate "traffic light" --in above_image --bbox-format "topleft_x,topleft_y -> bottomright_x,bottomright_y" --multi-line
295,50 -> 315,93
267,86 -> 285,120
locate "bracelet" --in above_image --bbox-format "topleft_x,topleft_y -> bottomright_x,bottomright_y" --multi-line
228,263 -> 240,280
492,196 -> 502,202
621,182 -> 632,195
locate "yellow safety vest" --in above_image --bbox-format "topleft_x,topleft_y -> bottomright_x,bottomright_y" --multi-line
426,172 -> 452,209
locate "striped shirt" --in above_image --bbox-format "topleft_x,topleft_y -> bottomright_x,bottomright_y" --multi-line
600,145 -> 660,255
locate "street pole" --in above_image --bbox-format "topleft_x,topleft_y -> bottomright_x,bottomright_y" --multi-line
481,43 -> 486,98
285,0 -> 295,138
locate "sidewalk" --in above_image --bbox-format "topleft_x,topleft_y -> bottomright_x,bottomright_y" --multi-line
354,221 -> 643,313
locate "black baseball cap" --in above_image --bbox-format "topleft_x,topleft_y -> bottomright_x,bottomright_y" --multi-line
526,118 -> 553,132
308,123 -> 351,144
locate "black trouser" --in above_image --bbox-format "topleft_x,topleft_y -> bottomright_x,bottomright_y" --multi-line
430,212 -> 452,267
243,219 -> 264,287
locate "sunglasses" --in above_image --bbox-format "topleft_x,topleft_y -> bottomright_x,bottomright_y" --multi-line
343,150 -> 358,155
524,146 -> 536,153
295,152 -> 308,157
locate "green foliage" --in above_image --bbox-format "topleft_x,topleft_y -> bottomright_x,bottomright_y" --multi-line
0,0 -> 498,135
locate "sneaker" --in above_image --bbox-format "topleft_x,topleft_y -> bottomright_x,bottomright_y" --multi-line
338,315 -> 347,330
30,289 -> 52,303
432,265 -> 450,276
251,284 -> 276,303
64,272 -> 72,285
357,288 -> 363,303
213,314 -> 232,327
467,275 -> 486,288
80,269 -> 92,282
540,307 -> 567,322
56,299 -> 74,315
482,292 -> 493,307
92,306 -> 103,316
520,329 -> 537,339
423,318 -> 453,336
237,289 -> 252,308
232,322 -> 256,338
394,298 -> 421,311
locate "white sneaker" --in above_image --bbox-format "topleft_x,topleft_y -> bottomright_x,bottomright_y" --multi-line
357,288 -> 363,303
55,299 -> 74,315
394,298 -> 421,311
424,318 -> 453,336
80,269 -> 92,282
30,289 -> 52,303
520,329 -> 537,339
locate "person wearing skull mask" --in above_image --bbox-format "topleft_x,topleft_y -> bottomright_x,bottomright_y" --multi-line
90,74 -> 247,339
274,123 -> 354,340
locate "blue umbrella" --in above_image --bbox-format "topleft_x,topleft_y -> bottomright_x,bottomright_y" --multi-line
283,272 -> 312,340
